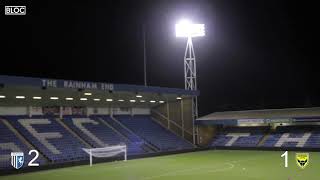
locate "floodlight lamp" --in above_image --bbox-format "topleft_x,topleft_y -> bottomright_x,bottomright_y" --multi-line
175,19 -> 205,37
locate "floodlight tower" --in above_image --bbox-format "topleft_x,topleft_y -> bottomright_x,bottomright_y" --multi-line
176,20 -> 205,144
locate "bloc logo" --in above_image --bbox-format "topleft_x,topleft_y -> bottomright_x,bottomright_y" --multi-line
5,6 -> 26,15
295,153 -> 309,169
11,152 -> 24,169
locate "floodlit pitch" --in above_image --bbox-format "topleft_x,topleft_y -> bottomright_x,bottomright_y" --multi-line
2,150 -> 318,180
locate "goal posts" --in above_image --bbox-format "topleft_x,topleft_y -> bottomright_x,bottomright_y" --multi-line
83,144 -> 127,166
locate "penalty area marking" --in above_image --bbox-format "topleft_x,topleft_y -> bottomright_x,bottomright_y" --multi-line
141,157 -> 259,180
142,162 -> 235,180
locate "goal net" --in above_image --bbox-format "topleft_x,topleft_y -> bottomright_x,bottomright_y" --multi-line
83,144 -> 127,166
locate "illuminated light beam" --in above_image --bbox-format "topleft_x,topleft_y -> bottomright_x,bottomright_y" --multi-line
33,96 -> 42,100
175,20 -> 205,37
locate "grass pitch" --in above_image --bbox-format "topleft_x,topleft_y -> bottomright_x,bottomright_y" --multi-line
2,150 -> 318,180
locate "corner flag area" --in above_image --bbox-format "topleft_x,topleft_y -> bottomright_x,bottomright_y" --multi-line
2,150 -> 317,180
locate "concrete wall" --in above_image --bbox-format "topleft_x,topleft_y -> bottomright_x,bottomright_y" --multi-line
132,108 -> 150,115
0,106 -> 150,116
87,107 -> 110,115
198,125 -> 218,147
0,106 -> 28,115
151,98 -> 194,143
30,106 -> 43,115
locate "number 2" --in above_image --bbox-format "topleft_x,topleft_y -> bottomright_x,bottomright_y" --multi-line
28,150 -> 39,166
281,151 -> 288,168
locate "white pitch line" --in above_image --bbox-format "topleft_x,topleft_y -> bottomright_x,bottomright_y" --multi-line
141,157 -> 259,180
142,162 -> 235,180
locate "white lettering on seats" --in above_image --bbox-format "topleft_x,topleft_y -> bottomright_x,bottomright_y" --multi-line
275,133 -> 311,147
0,142 -> 21,162
72,118 -> 105,147
19,119 -> 62,154
225,133 -> 250,146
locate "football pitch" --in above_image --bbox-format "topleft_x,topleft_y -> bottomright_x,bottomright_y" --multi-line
2,150 -> 318,180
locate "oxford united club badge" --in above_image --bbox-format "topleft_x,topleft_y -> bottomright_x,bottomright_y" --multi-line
296,153 -> 309,169
11,152 -> 24,169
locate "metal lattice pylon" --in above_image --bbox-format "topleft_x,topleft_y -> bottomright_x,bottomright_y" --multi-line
184,37 -> 198,116
184,37 -> 198,144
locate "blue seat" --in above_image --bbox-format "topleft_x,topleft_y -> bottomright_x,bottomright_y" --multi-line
115,115 -> 193,151
211,125 -> 320,148
4,115 -> 88,163
211,127 -> 267,147
63,115 -> 145,155
262,126 -> 320,148
0,118 -> 45,169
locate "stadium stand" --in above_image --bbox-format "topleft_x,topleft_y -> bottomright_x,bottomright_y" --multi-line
4,115 -> 88,163
262,126 -> 320,148
0,114 -> 195,171
62,115 -> 146,155
0,113 -> 195,171
115,115 -> 194,151
97,116 -> 143,143
210,125 -> 320,149
211,127 -> 268,147
0,119 -> 40,169
95,115 -> 156,153
0,75 -> 197,172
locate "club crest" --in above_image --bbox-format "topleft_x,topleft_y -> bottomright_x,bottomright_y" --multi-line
11,152 -> 24,169
295,153 -> 309,169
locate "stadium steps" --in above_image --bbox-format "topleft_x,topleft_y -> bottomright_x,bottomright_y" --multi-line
57,118 -> 92,148
258,131 -> 271,146
151,109 -> 195,147
109,116 -> 157,152
140,142 -> 156,153
111,116 -> 159,152
98,117 -> 155,153
150,117 -> 196,148
97,118 -> 131,143
1,118 -> 49,162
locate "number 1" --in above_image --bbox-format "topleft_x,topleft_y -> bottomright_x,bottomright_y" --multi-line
281,151 -> 288,168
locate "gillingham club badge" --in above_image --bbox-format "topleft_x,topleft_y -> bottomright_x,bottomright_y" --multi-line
11,152 -> 24,169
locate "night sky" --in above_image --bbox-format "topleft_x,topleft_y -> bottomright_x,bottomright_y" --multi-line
1,0 -> 319,116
